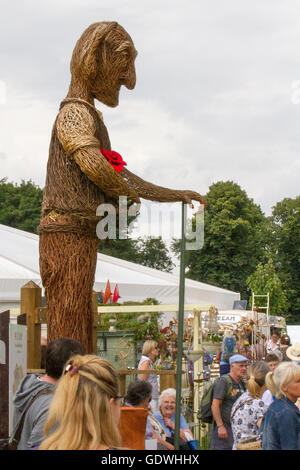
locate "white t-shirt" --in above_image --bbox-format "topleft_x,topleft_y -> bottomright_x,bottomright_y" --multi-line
262,389 -> 274,407
266,339 -> 280,354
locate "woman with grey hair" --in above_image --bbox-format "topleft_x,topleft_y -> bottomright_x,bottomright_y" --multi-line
138,340 -> 160,413
260,361 -> 300,449
153,388 -> 193,449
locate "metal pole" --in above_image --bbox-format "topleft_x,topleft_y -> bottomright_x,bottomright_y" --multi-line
174,202 -> 187,450
193,309 -> 201,441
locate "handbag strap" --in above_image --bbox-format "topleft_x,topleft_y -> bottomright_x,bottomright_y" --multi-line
11,388 -> 53,446
231,398 -> 253,420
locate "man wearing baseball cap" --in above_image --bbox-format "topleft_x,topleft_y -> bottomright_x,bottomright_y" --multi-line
210,354 -> 248,450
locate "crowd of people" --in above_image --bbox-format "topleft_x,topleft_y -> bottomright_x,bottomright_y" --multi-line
10,333 -> 300,451
11,338 -> 196,451
210,329 -> 300,450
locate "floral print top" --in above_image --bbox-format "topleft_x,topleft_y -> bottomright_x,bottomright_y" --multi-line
230,391 -> 269,449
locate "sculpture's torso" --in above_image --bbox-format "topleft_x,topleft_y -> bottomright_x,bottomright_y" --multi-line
40,99 -> 111,237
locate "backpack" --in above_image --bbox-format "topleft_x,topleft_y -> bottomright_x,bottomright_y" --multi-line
221,336 -> 236,363
197,375 -> 233,424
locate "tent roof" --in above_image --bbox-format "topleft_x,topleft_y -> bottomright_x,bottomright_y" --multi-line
0,224 -> 240,308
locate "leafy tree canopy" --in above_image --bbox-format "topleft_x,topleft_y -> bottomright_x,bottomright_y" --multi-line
271,196 -> 300,322
247,258 -> 288,317
174,181 -> 268,300
99,235 -> 174,273
0,178 -> 43,234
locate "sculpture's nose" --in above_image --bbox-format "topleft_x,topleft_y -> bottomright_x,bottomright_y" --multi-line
124,61 -> 136,90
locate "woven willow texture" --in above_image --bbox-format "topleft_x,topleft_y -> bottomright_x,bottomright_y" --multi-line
39,231 -> 98,353
39,21 -> 205,352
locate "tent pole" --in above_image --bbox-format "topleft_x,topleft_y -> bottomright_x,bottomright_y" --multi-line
174,202 -> 187,450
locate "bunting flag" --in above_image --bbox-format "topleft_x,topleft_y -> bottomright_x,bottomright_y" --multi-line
103,280 -> 111,304
113,283 -> 120,303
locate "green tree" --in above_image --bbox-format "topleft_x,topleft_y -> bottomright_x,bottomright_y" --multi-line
173,181 -> 268,300
98,236 -> 138,263
246,258 -> 288,316
0,178 -> 43,233
272,196 -> 300,225
272,196 -> 300,323
100,234 -> 174,273
98,198 -> 141,261
134,236 -> 174,272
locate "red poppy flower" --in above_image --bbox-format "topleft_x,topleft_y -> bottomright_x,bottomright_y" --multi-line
100,149 -> 127,173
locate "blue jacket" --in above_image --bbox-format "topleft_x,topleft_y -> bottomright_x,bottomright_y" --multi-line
260,396 -> 300,450
153,411 -> 189,438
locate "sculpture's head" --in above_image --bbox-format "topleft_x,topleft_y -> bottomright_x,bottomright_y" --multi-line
70,22 -> 137,107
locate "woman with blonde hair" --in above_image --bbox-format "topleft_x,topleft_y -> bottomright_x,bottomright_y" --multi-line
138,340 -> 160,413
260,361 -> 300,450
230,361 -> 270,449
39,355 -> 123,450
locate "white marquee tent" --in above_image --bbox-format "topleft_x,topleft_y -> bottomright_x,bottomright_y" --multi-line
0,224 -> 240,312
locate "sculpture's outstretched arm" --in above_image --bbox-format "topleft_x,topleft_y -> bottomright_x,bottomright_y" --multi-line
122,167 -> 206,206
57,102 -> 205,207
73,147 -> 140,203
57,102 -> 140,203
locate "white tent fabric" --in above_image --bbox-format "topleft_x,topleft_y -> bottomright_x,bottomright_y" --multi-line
287,326 -> 300,345
0,224 -> 240,310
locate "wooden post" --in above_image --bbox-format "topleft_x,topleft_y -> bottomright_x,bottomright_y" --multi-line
160,373 -> 176,391
20,281 -> 42,370
92,290 -> 98,355
119,374 -> 127,396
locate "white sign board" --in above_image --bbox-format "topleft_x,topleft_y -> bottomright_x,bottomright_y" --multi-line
0,339 -> 5,364
216,314 -> 242,324
9,324 -> 27,434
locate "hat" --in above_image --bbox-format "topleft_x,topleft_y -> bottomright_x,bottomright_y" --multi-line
286,342 -> 300,362
229,354 -> 249,365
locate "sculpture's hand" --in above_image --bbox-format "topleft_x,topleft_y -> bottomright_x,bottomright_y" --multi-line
177,190 -> 207,207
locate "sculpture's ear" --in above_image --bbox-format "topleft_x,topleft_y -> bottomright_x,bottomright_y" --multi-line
73,22 -> 118,82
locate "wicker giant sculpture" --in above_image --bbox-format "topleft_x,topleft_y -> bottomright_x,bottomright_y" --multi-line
39,22 -> 205,353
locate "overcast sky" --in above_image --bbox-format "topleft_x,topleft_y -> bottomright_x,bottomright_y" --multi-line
0,0 -> 300,218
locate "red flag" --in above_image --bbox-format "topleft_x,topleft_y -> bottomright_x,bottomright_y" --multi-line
113,284 -> 120,303
103,280 -> 111,304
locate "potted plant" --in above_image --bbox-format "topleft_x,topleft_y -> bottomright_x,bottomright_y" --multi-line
202,333 -> 222,354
